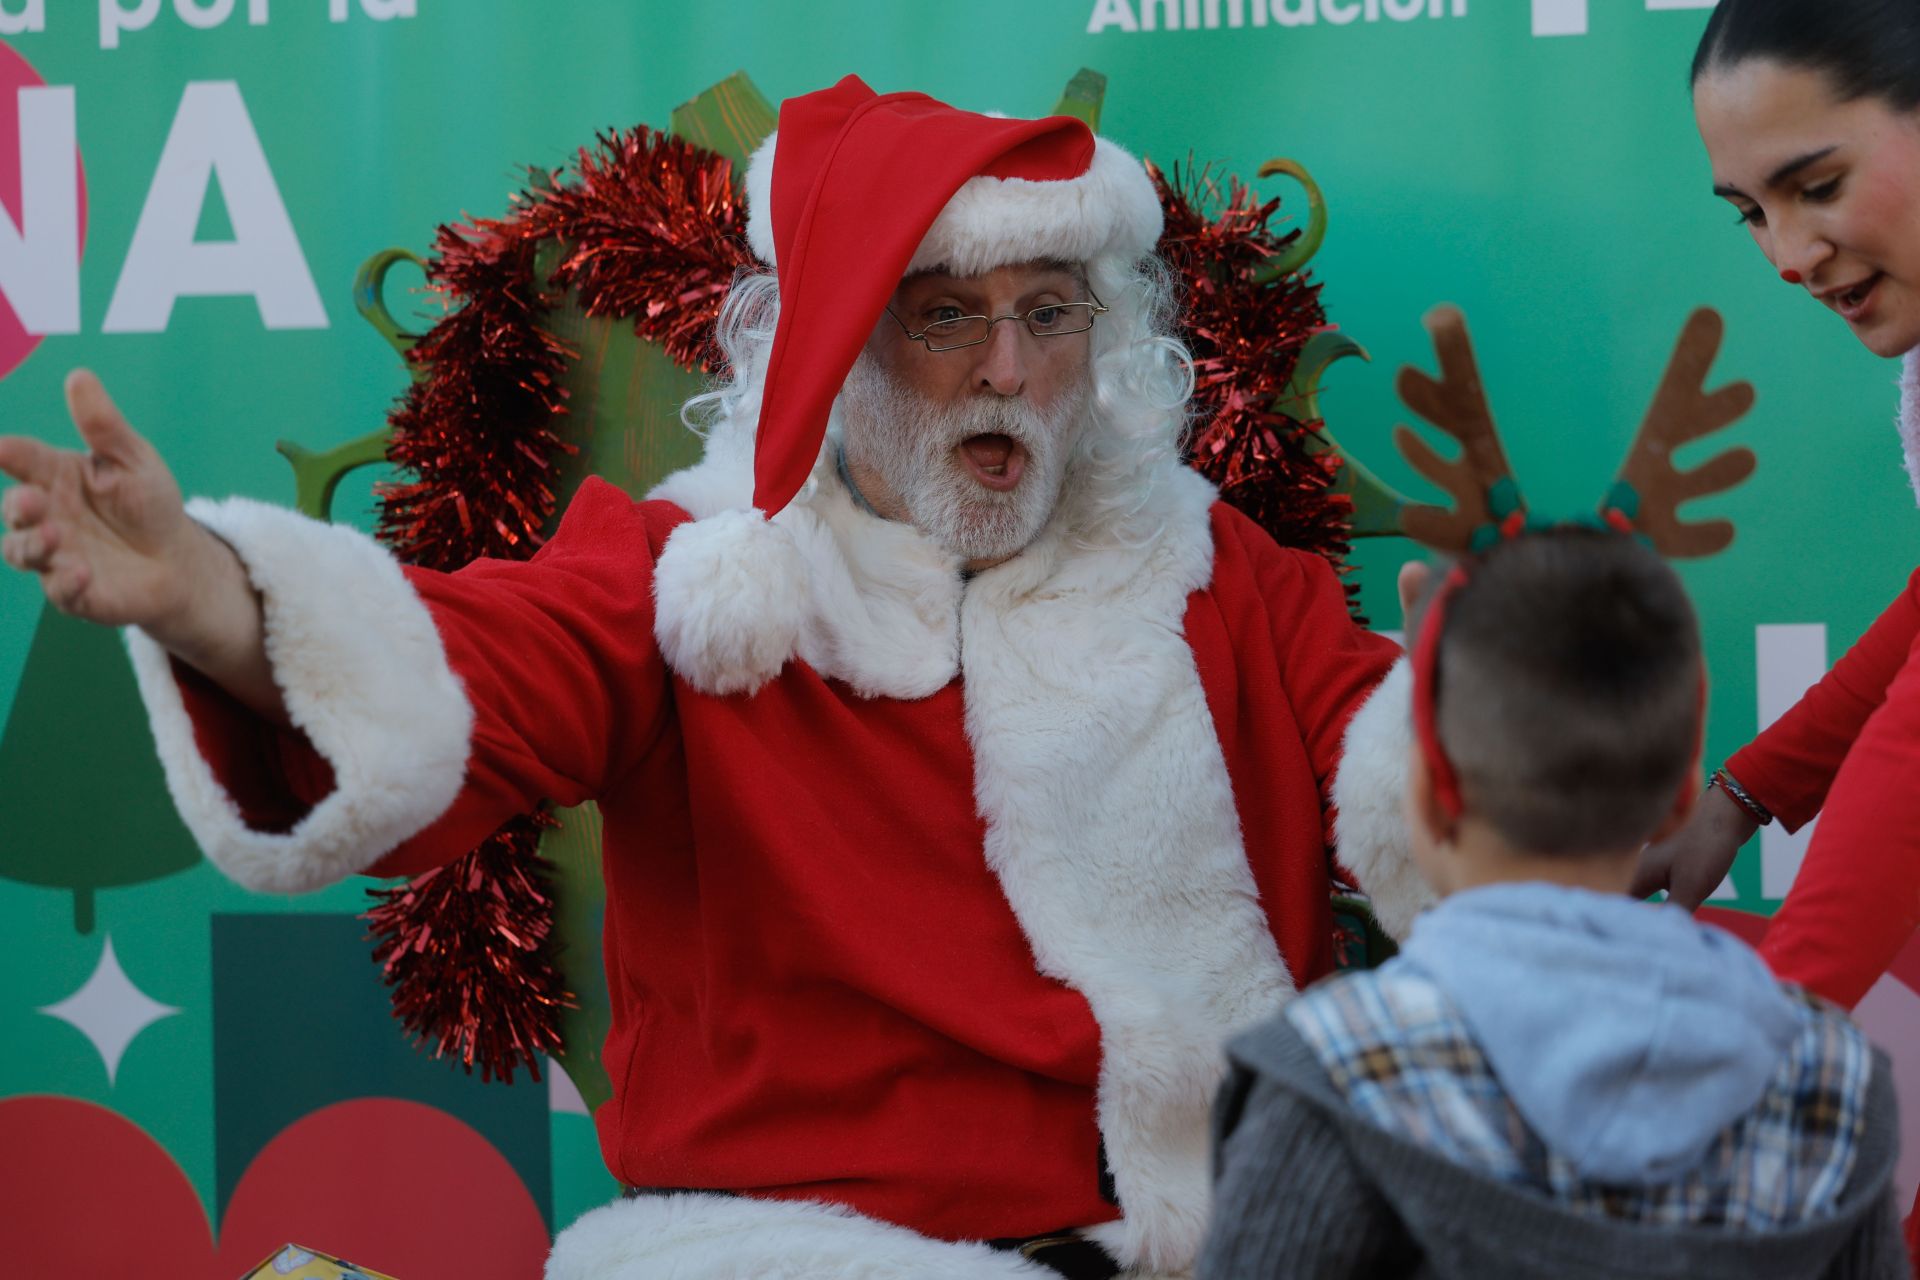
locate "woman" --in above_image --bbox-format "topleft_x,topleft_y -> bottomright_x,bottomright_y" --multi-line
1636,0 -> 1920,1013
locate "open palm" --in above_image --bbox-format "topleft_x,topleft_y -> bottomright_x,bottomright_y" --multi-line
0,371 -> 203,628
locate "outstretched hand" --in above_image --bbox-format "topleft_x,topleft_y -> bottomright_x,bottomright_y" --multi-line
0,371 -> 211,628
1630,784 -> 1757,909
0,371 -> 283,718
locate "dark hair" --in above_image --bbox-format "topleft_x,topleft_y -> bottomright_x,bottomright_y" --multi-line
1692,0 -> 1920,110
1421,530 -> 1703,856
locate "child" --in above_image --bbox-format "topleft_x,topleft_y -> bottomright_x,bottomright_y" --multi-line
1201,530 -> 1904,1279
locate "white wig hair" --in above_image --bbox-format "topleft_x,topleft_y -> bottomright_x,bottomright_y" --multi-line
681,253 -> 1197,542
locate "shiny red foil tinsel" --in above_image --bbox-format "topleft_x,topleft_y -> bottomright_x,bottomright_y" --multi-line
363,811 -> 565,1084
1152,160 -> 1359,613
365,129 -> 747,1084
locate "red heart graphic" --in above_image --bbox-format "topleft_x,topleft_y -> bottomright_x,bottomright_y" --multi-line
0,1095 -> 550,1279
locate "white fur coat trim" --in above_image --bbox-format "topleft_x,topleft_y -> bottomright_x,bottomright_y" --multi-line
961,462 -> 1293,1274
1330,658 -> 1431,941
545,1192 -> 1050,1280
1898,348 -> 1920,506
744,131 -> 1163,279
125,497 -> 471,893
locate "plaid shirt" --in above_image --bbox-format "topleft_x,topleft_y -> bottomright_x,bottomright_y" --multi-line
1286,966 -> 1872,1230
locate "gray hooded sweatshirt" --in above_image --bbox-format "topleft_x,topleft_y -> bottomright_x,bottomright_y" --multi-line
1200,884 -> 1905,1279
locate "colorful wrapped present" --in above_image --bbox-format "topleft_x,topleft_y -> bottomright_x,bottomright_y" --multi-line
237,1244 -> 402,1280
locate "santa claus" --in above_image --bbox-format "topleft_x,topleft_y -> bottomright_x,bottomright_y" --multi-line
0,76 -> 1421,1279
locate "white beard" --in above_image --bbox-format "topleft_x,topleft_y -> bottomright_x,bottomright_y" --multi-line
838,355 -> 1088,563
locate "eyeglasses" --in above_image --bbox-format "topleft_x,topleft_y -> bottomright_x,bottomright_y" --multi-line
885,290 -> 1109,352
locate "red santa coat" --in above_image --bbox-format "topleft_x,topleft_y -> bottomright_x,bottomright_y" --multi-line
129,449 -> 1413,1276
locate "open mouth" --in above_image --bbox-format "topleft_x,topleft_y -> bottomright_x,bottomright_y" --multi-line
959,433 -> 1028,492
1832,272 -> 1884,321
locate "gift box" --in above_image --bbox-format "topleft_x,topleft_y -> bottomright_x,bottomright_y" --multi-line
237,1244 -> 403,1280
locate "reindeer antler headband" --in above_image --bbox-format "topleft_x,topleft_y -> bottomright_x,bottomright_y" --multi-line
1399,305 -> 1756,819
1395,305 -> 1756,557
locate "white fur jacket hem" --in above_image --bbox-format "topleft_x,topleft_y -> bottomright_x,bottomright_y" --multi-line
546,1192 -> 1059,1280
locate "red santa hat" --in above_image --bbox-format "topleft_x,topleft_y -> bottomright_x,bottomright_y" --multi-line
742,75 -> 1164,517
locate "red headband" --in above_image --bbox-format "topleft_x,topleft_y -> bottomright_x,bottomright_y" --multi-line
1410,565 -> 1471,821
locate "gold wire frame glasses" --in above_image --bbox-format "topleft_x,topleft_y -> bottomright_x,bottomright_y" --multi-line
885,290 -> 1109,352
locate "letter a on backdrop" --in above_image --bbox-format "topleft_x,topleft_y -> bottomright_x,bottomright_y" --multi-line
103,80 -> 325,333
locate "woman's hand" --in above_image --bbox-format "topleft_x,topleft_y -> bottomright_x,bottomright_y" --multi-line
1631,783 -> 1760,909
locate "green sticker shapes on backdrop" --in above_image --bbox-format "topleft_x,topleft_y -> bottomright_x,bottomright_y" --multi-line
211,913 -> 552,1229
0,607 -> 201,933
540,802 -> 611,1116
667,69 -> 780,169
1278,330 -> 1410,539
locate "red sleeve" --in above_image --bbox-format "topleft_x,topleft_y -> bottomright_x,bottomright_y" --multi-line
1728,568 -> 1920,831
1278,558 -> 1401,807
1216,505 -> 1401,806
177,479 -> 681,878
1760,615 -> 1920,1009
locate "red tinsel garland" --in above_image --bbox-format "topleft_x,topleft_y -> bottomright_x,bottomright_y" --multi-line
539,129 -> 754,371
364,811 -> 565,1082
377,128 -> 750,568
367,129 -> 1355,1084
1153,160 -> 1358,606
365,128 -> 748,1085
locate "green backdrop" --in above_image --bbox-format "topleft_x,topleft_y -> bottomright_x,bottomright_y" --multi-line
2,0 -> 1912,1268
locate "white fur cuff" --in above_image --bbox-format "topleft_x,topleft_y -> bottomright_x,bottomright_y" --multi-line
1331,658 -> 1433,940
546,1193 -> 1053,1280
745,133 -> 1163,278
126,496 -> 472,894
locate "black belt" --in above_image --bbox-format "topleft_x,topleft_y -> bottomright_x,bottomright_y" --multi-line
621,1189 -> 1117,1278
987,1231 -> 1119,1280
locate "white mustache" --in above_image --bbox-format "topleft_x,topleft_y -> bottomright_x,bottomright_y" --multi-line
931,400 -> 1041,451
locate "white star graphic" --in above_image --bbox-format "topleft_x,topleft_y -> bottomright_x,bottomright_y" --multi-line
38,936 -> 182,1086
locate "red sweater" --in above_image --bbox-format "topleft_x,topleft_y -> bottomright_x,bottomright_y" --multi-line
177,480 -> 1399,1242
1729,567 -> 1920,1009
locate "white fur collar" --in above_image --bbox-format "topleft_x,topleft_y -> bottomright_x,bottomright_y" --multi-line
961,463 -> 1293,1272
1898,349 -> 1920,506
651,438 -> 1291,1273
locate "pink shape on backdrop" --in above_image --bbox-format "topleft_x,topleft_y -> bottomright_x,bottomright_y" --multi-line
0,1095 -> 551,1279
0,39 -> 87,382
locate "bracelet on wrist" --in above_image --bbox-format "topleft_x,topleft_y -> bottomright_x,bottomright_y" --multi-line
1710,768 -> 1774,827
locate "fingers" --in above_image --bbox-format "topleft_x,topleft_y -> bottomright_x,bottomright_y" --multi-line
1626,852 -> 1669,901
42,555 -> 92,615
1,522 -> 92,615
0,433 -> 60,486
1666,879 -> 1712,913
1,519 -> 60,573
64,369 -> 146,464
1,482 -> 48,531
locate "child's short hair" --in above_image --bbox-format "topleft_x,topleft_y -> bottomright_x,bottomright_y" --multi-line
1424,528 -> 1703,854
